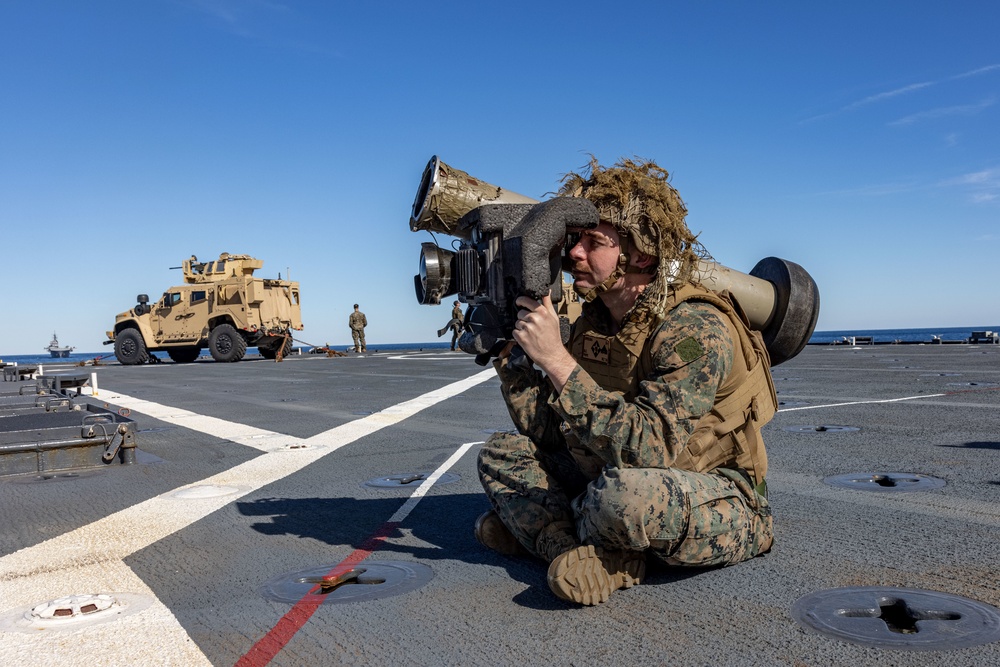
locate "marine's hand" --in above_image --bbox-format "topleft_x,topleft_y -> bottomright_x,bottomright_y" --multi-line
512,295 -> 576,392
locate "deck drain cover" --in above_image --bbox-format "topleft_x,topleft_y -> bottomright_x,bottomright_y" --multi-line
823,472 -> 945,492
778,401 -> 808,409
280,443 -> 316,451
0,593 -> 153,633
364,472 -> 459,488
792,587 -> 1000,651
261,561 -> 433,605
784,425 -> 860,433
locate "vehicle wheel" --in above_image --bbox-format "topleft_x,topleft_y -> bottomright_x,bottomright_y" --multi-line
114,328 -> 149,365
258,336 -> 292,360
209,323 -> 247,362
167,346 -> 201,363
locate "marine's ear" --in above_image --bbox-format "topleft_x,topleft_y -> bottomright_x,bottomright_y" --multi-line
632,252 -> 656,270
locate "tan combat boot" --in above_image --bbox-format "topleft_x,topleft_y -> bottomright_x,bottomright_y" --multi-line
474,510 -> 529,556
534,520 -> 581,561
546,545 -> 646,606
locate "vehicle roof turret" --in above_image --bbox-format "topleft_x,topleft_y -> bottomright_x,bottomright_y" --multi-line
182,253 -> 265,284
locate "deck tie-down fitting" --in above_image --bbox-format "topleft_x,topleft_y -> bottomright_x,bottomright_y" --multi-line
870,474 -> 912,487
363,472 -> 459,489
391,474 -> 425,485
823,472 -> 946,492
840,596 -> 960,634
792,586 -> 1000,650
298,568 -> 386,593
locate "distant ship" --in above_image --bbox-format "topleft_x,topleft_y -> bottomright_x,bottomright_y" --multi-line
45,332 -> 75,358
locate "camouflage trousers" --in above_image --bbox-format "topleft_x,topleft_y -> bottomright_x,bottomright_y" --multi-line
477,431 -> 773,567
351,329 -> 366,350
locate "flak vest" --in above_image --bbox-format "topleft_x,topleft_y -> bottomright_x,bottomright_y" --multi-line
568,283 -> 777,490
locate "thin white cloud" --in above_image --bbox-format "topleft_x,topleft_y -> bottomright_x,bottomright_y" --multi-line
944,169 -> 998,186
843,82 -> 934,111
953,64 -> 1000,79
888,97 -> 996,126
181,0 -> 290,36
176,0 -> 339,57
940,168 -> 1000,205
801,63 -> 1000,124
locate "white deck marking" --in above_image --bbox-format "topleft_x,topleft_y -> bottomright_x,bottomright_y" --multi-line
91,394 -> 301,452
387,353 -> 473,361
0,368 -> 495,665
778,392 -> 948,412
389,441 -> 480,523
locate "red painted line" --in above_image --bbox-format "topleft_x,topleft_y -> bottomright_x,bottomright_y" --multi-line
234,521 -> 400,667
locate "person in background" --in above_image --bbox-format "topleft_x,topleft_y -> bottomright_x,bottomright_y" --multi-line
449,301 -> 464,351
349,304 -> 367,353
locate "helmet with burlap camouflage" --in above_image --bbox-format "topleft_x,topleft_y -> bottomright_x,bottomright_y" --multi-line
558,157 -> 708,315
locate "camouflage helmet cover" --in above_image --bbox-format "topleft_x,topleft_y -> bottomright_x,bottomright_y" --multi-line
558,157 -> 695,258
558,157 -> 709,317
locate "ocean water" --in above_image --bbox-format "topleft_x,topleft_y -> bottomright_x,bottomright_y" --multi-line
1,342 -> 453,366
4,329 -> 997,366
806,326 -> 998,345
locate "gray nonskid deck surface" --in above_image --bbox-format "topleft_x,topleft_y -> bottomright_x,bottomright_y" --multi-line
1,346 -> 999,666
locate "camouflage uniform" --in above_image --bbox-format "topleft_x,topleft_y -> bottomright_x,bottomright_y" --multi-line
478,297 -> 773,567
349,310 -> 367,351
450,303 -> 463,351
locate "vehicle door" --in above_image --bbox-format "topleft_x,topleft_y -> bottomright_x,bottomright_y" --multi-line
181,289 -> 212,341
154,290 -> 199,343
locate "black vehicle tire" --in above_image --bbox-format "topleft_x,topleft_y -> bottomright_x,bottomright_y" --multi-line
208,323 -> 247,362
258,336 -> 292,360
114,328 -> 149,365
167,346 -> 201,364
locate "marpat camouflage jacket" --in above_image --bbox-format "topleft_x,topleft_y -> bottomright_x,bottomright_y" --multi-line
495,298 -> 734,470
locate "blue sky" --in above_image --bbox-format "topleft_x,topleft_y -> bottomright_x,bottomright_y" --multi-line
2,1 -> 998,355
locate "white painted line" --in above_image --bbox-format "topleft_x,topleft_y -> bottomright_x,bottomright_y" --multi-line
387,353 -> 471,361
93,392 -> 295,452
0,368 -> 496,665
778,392 -> 948,412
389,441 -> 481,523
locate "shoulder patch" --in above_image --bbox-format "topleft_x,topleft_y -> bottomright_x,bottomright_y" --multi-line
674,336 -> 705,363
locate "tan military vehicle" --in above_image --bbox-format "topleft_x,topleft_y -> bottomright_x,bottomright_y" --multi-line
106,253 -> 303,365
